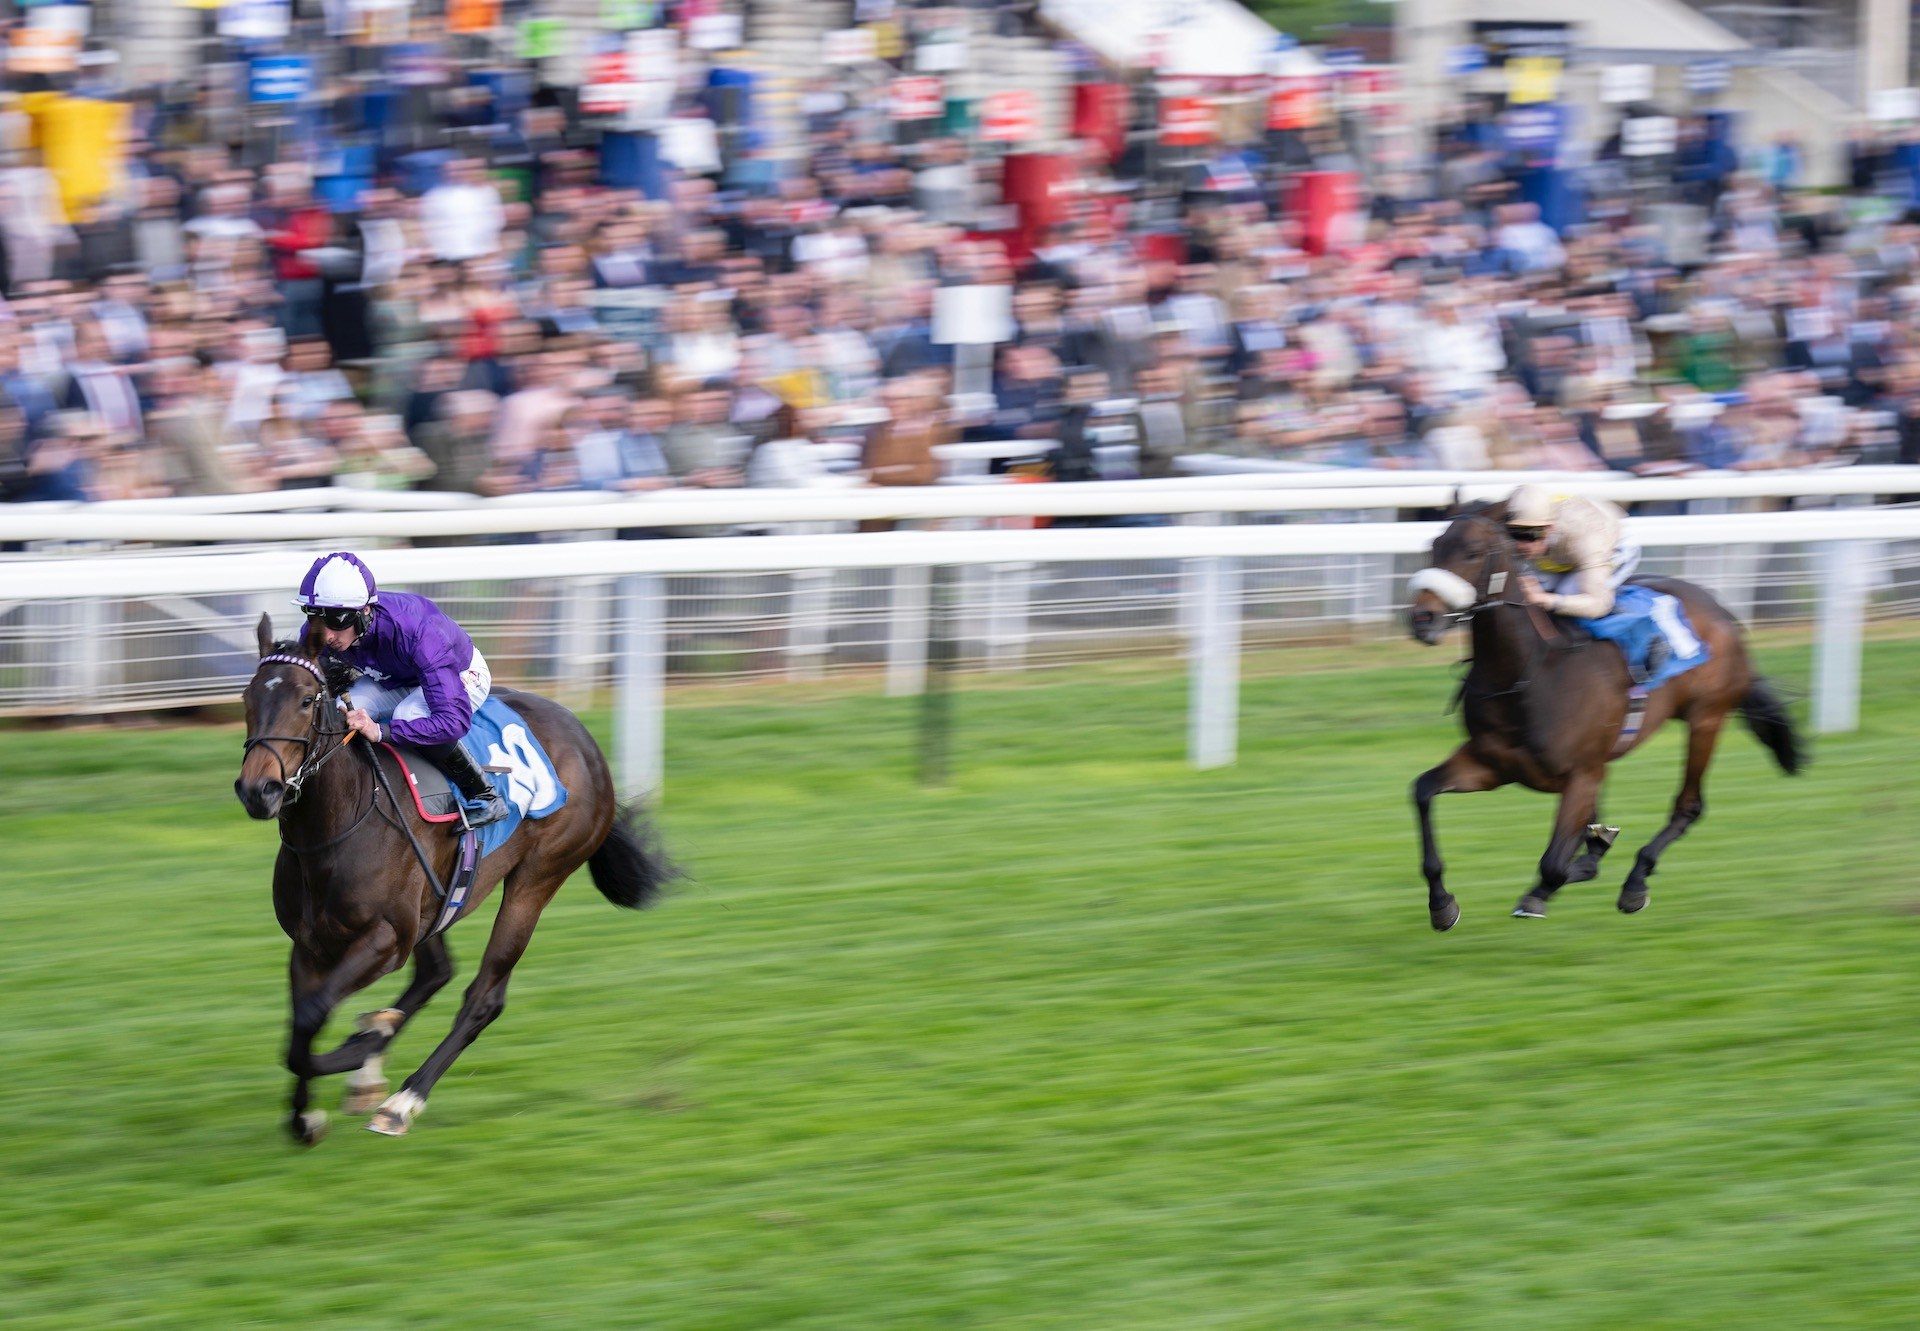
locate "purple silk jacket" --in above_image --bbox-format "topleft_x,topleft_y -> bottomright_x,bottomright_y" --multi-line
324,590 -> 478,747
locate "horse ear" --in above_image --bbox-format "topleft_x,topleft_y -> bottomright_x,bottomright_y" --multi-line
256,612 -> 274,658
1483,497 -> 1510,523
297,617 -> 323,658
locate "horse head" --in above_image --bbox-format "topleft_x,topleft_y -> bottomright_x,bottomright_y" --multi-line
235,611 -> 338,820
1406,502 -> 1519,646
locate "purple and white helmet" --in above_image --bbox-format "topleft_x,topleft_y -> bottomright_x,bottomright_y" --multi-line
294,552 -> 378,628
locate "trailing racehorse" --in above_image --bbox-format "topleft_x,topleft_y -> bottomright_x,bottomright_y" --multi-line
235,614 -> 673,1143
1405,504 -> 1803,930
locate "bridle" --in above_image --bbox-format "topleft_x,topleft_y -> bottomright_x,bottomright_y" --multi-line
1416,514 -> 1518,629
241,651 -> 449,885
1429,515 -> 1559,706
242,653 -> 355,806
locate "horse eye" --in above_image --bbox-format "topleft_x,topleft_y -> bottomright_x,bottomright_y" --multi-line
301,695 -> 316,709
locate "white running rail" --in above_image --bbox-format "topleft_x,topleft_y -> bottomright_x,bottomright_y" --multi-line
5,468 -> 1919,545
4,510 -> 1915,794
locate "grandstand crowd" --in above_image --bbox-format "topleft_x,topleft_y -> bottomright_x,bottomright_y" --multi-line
7,9 -> 1920,506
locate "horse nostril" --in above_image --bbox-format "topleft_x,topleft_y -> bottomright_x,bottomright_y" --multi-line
237,778 -> 284,814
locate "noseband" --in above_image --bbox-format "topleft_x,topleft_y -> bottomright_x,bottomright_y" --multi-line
1415,515 -> 1516,624
242,654 -> 351,805
1428,516 -> 1568,705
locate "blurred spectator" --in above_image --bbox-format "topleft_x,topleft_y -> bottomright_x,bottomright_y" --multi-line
3,12 -> 1914,521
664,380 -> 747,488
421,158 -> 506,264
22,412 -> 106,501
417,390 -> 499,496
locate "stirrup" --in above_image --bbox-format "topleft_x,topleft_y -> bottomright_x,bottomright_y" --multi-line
459,792 -> 509,830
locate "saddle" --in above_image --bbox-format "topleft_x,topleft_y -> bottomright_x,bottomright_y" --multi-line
381,741 -> 468,826
379,742 -> 510,826
375,741 -> 507,937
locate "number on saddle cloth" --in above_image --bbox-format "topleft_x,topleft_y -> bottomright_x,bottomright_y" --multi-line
1580,586 -> 1709,690
484,723 -> 558,818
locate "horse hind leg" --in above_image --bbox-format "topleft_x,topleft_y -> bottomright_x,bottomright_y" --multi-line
370,870 -> 564,1137
332,934 -> 456,1114
1515,771 -> 1603,919
1619,716 -> 1723,914
1565,820 -> 1621,884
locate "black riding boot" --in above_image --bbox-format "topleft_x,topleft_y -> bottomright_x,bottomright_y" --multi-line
422,741 -> 510,828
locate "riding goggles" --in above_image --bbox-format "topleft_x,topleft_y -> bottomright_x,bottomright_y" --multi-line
1506,525 -> 1547,543
302,605 -> 366,631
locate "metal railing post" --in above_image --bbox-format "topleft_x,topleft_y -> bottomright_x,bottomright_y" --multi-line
1813,540 -> 1868,734
1188,556 -> 1242,769
616,574 -> 666,798
886,563 -> 930,697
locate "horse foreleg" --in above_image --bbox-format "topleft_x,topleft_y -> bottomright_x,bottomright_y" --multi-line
285,923 -> 402,1145
1514,770 -> 1603,919
1619,715 -> 1723,914
1565,815 -> 1620,884
1413,746 -> 1505,932
333,933 -> 456,1114
369,874 -> 561,1137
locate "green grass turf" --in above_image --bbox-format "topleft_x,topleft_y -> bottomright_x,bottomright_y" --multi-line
1,639 -> 1916,1329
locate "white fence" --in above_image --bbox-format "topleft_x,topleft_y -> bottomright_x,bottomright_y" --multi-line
5,510 -> 1919,795
6,466 -> 1920,544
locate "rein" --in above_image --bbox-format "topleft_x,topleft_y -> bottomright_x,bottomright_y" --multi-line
243,653 -> 377,855
243,650 -> 460,927
1444,517 -> 1567,710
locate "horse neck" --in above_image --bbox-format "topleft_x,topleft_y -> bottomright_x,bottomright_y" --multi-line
1467,595 -> 1538,685
280,734 -> 373,844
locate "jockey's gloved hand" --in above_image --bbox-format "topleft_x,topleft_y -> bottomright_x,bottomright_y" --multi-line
323,660 -> 359,696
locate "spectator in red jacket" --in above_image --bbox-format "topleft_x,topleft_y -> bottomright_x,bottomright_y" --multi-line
261,166 -> 333,340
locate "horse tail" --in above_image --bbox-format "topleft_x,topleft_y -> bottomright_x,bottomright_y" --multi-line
587,801 -> 678,909
1739,677 -> 1804,775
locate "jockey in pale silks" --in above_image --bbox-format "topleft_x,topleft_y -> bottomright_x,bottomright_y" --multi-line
294,551 -> 510,827
1506,484 -> 1639,619
1505,484 -> 1670,683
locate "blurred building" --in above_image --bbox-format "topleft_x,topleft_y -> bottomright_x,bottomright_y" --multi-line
1396,0 -> 1916,186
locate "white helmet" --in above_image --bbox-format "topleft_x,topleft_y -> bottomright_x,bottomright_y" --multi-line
294,552 -> 377,628
1507,484 -> 1555,531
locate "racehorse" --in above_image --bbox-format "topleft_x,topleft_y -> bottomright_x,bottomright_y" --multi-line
1406,503 -> 1803,930
234,613 -> 673,1143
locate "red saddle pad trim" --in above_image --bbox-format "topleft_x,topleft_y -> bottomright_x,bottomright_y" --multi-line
378,741 -> 465,824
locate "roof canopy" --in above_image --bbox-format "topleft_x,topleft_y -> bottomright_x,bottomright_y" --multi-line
1041,0 -> 1307,79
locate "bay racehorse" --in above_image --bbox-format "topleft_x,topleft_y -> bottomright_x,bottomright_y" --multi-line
1406,504 -> 1802,930
235,614 -> 673,1143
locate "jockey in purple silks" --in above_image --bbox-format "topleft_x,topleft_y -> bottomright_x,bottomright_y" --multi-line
293,551 -> 510,828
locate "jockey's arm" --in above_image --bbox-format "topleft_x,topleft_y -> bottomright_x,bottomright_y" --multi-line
1545,555 -> 1620,620
386,658 -> 475,749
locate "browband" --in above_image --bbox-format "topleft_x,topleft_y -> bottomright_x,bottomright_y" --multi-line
259,653 -> 327,685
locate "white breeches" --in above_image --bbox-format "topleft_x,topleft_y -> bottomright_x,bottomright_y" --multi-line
347,649 -> 491,742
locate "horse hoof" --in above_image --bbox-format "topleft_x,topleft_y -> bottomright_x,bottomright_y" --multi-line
341,1080 -> 388,1115
366,1089 -> 424,1138
1617,889 -> 1650,915
1430,896 -> 1461,932
1512,895 -> 1549,919
290,1109 -> 329,1147
356,1008 -> 404,1039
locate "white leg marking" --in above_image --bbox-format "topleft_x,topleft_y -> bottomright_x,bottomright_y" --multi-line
366,1089 -> 425,1137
